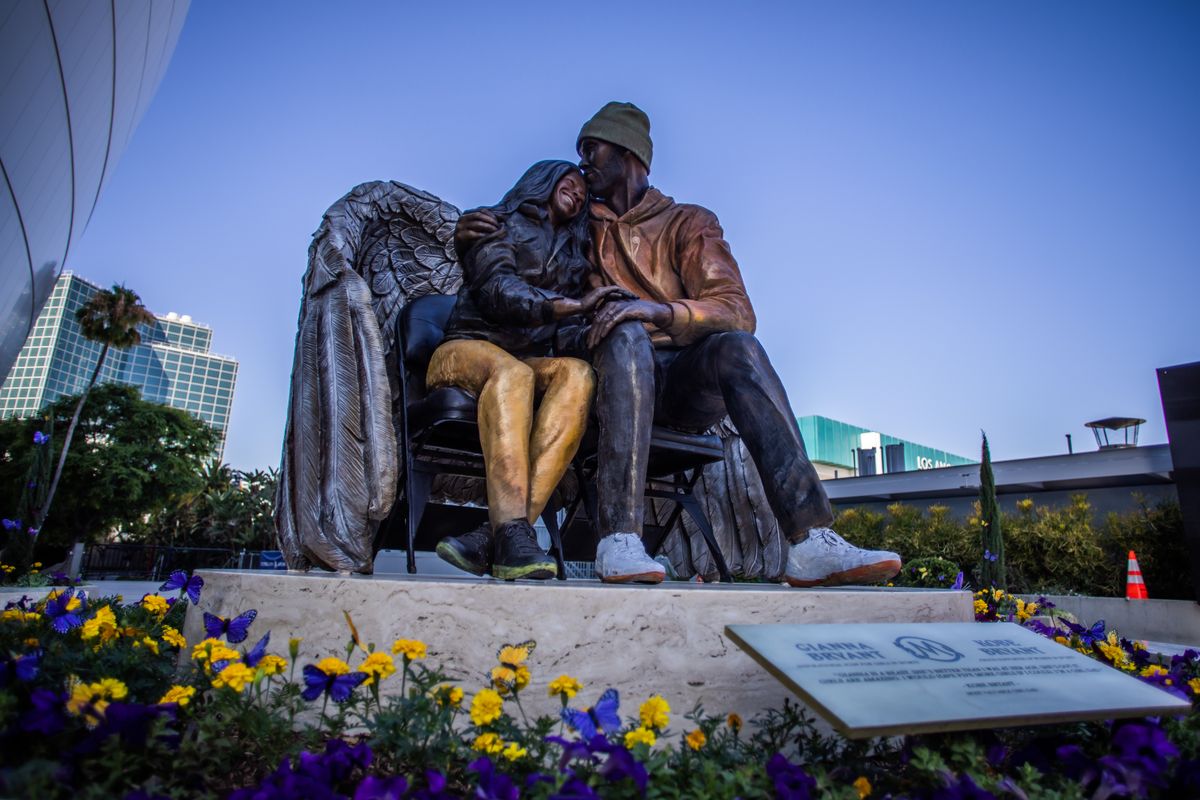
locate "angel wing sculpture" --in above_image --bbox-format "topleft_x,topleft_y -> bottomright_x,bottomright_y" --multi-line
276,180 -> 789,578
275,181 -> 461,572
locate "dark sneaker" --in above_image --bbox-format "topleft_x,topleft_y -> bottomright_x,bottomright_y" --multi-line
435,522 -> 492,576
492,519 -> 557,581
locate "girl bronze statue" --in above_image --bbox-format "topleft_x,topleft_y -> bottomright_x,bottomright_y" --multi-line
429,160 -> 630,579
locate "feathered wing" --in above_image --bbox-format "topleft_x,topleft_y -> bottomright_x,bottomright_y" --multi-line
655,419 -> 787,580
276,181 -> 460,573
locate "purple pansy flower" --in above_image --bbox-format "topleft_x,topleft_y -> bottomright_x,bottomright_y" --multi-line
33,431 -> 49,445
469,757 -> 520,800
1,518 -> 18,531
766,753 -> 817,800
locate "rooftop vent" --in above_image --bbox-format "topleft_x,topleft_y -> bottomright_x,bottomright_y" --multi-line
1085,417 -> 1145,450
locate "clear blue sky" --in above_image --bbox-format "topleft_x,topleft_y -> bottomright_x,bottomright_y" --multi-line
69,1 -> 1200,471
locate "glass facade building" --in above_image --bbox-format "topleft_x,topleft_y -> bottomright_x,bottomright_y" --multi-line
0,272 -> 237,458
798,415 -> 974,479
1,1 -> 191,377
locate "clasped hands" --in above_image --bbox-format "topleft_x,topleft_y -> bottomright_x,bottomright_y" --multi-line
456,210 -> 674,350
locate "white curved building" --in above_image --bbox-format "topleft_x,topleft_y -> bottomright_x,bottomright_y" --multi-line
0,0 -> 190,376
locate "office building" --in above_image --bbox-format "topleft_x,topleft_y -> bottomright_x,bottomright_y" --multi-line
0,272 -> 236,458
798,415 -> 974,480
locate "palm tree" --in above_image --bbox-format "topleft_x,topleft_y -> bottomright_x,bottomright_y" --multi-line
33,284 -> 156,533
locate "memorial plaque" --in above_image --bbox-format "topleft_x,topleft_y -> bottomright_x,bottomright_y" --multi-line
726,622 -> 1191,738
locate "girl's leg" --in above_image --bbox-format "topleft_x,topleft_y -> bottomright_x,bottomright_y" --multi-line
427,340 -> 534,527
523,357 -> 595,521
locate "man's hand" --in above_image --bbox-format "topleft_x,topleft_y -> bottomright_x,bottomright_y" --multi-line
454,209 -> 502,253
586,299 -> 674,349
549,286 -> 635,320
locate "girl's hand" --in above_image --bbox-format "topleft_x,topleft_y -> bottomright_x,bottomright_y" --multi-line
550,286 -> 635,320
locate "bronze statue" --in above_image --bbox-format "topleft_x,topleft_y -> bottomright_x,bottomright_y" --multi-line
456,102 -> 903,587
426,160 -> 630,580
276,103 -> 902,586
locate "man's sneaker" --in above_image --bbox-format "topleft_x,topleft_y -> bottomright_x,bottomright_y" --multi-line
784,527 -> 901,587
595,533 -> 666,584
435,522 -> 492,576
492,519 -> 557,581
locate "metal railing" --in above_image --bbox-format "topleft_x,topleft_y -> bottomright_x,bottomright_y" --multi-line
81,545 -> 238,581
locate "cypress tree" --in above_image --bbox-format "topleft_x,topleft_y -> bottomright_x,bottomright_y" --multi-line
979,430 -> 1006,588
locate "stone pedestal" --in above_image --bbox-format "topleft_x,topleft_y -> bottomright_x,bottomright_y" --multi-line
185,570 -> 972,722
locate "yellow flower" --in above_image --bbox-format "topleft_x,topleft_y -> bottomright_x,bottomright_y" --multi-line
472,732 -> 505,754
192,638 -> 240,669
213,662 -> 256,692
491,664 -> 531,694
1141,665 -> 1169,678
1054,635 -> 1071,647
432,684 -> 464,707
24,637 -> 38,648
2,609 -> 38,622
548,674 -> 583,700
1189,678 -> 1200,696
973,599 -> 988,615
624,726 -> 657,748
32,562 -> 41,568
470,688 -> 504,726
392,639 -> 427,660
502,742 -> 527,761
162,626 -> 187,649
289,637 -> 302,659
727,713 -> 743,733
360,651 -> 396,686
685,729 -> 707,750
141,594 -> 169,616
81,606 -> 118,642
1016,498 -> 1034,512
158,685 -> 196,706
639,695 -> 670,731
316,657 -> 351,676
135,636 -> 160,655
854,775 -> 873,798
259,654 -> 288,676
67,677 -> 128,724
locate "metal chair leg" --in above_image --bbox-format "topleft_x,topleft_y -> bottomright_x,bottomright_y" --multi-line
405,466 -> 434,574
540,506 -> 567,580
678,493 -> 733,583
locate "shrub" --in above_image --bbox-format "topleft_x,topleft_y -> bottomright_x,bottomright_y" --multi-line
834,494 -> 1191,598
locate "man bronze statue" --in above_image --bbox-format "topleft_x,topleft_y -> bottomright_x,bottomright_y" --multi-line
452,101 -> 901,587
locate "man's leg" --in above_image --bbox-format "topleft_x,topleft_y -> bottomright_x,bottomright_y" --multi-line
426,340 -> 556,579
659,331 -> 900,586
589,321 -> 665,583
524,357 -> 594,522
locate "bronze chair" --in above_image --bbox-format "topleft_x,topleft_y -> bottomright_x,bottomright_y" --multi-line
386,293 -> 568,577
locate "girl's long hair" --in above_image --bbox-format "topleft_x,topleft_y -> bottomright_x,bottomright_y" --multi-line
489,160 -> 591,289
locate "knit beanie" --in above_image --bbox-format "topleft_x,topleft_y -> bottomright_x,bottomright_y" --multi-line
577,101 -> 652,171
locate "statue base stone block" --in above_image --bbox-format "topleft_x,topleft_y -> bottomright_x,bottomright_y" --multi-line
185,570 -> 972,722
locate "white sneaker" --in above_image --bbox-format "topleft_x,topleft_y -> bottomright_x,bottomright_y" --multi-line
784,528 -> 901,587
595,533 -> 666,584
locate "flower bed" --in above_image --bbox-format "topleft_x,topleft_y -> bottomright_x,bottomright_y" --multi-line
2,576 -> 1199,799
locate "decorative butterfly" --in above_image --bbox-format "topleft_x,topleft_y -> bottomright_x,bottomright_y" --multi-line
1062,619 -> 1106,646
203,609 -> 258,643
160,571 -> 204,605
212,632 -> 270,674
301,664 -> 367,702
561,688 -> 621,740
43,590 -> 86,633
497,640 -> 535,668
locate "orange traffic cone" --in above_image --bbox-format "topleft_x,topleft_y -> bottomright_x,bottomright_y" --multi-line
1125,550 -> 1148,600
